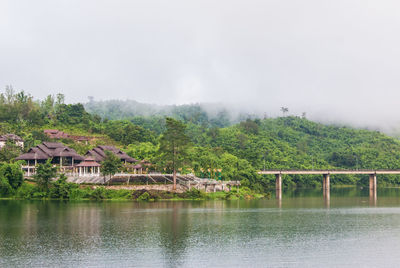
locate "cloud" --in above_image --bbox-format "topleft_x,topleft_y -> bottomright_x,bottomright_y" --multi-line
1,0 -> 400,132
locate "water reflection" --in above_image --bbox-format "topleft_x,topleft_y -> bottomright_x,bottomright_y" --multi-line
324,188 -> 330,208
2,189 -> 400,266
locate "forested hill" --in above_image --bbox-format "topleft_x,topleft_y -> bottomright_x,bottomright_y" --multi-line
84,99 -> 256,129
1,90 -> 400,190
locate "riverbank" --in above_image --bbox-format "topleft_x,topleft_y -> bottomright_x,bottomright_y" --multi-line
0,182 -> 266,201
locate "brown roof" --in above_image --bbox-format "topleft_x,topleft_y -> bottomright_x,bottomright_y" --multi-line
76,157 -> 101,167
44,129 -> 92,141
86,145 -> 137,163
44,129 -> 69,139
130,164 -> 142,169
16,142 -> 84,161
0,134 -> 23,142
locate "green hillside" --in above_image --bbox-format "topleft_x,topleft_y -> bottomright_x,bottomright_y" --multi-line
1,89 -> 400,192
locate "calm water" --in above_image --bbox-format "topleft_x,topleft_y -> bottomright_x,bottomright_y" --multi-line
2,188 -> 400,267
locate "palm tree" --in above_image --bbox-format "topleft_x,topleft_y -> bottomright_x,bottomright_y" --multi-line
280,107 -> 288,117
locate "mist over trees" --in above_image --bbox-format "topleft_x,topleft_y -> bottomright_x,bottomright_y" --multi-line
2,87 -> 400,192
84,98 -> 257,131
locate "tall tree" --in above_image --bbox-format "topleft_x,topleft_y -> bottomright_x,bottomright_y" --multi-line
158,117 -> 191,190
34,160 -> 57,192
0,162 -> 24,190
101,150 -> 122,184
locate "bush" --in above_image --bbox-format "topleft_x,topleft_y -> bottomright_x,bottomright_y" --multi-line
184,188 -> 206,199
49,174 -> 77,199
70,187 -> 91,200
16,183 -> 38,199
0,163 -> 24,190
89,187 -> 106,200
105,189 -> 132,199
240,179 -> 250,187
137,191 -> 151,201
0,176 -> 14,197
32,191 -> 48,199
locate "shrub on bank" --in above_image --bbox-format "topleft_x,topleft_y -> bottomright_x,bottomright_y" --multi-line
49,174 -> 78,200
15,183 -> 38,199
178,188 -> 206,199
69,187 -> 91,200
0,162 -> 24,197
90,187 -> 106,200
0,176 -> 14,197
137,192 -> 151,201
105,189 -> 132,199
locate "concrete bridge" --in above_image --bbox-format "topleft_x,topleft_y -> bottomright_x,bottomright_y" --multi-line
258,170 -> 400,201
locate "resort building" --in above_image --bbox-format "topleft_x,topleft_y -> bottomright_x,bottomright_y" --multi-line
0,134 -> 24,149
16,142 -> 147,177
76,156 -> 101,176
44,129 -> 69,139
86,145 -> 144,174
16,142 -> 84,175
44,129 -> 91,144
86,145 -> 137,164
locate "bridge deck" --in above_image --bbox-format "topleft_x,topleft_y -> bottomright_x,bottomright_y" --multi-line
258,170 -> 400,175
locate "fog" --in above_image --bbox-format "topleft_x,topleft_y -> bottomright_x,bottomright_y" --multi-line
1,0 -> 400,132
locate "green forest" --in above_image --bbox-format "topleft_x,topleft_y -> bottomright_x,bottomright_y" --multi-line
2,86 -> 400,193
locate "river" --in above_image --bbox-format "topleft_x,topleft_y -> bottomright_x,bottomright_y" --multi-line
2,187 -> 400,267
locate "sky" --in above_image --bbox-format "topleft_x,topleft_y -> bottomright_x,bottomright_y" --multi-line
1,0 -> 400,132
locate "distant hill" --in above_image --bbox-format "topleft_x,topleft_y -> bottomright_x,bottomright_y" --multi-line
84,99 -> 260,129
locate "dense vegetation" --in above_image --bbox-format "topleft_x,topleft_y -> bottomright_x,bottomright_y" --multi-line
84,99 -> 247,132
2,86 -> 400,196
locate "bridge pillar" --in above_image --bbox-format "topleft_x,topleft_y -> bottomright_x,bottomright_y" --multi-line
276,174 -> 282,200
369,174 -> 377,202
369,174 -> 377,191
323,174 -> 330,190
323,174 -> 330,204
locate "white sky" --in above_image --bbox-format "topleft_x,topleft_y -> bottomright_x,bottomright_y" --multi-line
1,0 -> 400,131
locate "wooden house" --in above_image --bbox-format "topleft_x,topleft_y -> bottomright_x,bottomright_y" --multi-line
16,142 -> 84,175
86,145 -> 137,164
0,134 -> 24,149
76,156 -> 101,176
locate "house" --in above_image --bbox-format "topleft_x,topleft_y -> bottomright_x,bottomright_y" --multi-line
44,129 -> 69,139
16,142 -> 84,175
76,156 -> 101,176
86,145 -> 137,164
85,145 -> 146,174
44,129 -> 91,144
0,134 -> 24,149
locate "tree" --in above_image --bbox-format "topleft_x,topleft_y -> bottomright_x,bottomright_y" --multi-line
240,119 -> 259,135
50,174 -> 75,199
101,150 -> 122,184
0,162 -> 24,194
0,141 -> 22,162
158,117 -> 191,190
34,160 -> 57,192
280,107 -> 289,117
126,142 -> 158,161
